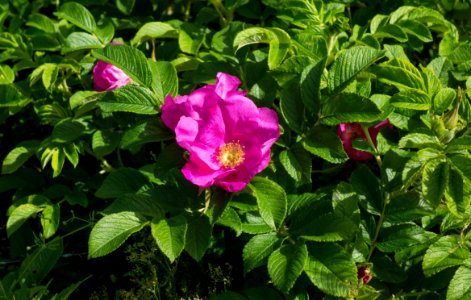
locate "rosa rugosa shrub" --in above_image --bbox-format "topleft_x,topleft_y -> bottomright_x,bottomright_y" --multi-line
1,0 -> 471,299
162,72 -> 280,192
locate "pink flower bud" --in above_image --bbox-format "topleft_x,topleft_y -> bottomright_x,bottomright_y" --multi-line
338,120 -> 392,161
92,42 -> 131,92
357,266 -> 372,284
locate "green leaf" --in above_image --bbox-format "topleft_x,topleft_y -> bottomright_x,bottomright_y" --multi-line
55,2 -> 96,33
243,232 -> 280,274
350,165 -> 382,215
447,136 -> 471,152
132,22 -> 178,45
17,238 -> 63,287
216,207 -> 242,236
51,119 -> 86,143
422,160 -> 448,208
373,24 -> 408,42
234,27 -> 291,70
88,211 -> 148,258
151,214 -> 187,263
185,215 -> 212,261
51,147 -> 65,177
150,60 -> 179,103
63,32 -> 102,53
373,58 -> 426,91
92,44 -> 153,87
116,0 -> 136,15
40,203 -> 60,239
98,85 -> 159,114
2,140 -> 40,174
398,133 -> 441,149
249,177 -> 287,230
402,148 -> 442,186
6,203 -> 42,237
422,235 -> 471,277
447,258 -> 471,300
304,243 -> 357,298
42,63 -> 58,91
26,13 -> 56,33
120,119 -> 172,151
279,80 -> 304,133
279,145 -> 311,182
268,242 -> 307,293
371,254 -> 407,283
433,88 -> 456,114
297,212 -> 357,242
399,20 -> 433,42
103,193 -> 162,217
302,125 -> 349,164
92,129 -> 120,158
300,58 -> 326,113
95,167 -> 150,199
0,64 -> 14,84
50,276 -> 91,300
377,224 -> 437,253
449,154 -> 471,182
445,167 -> 465,215
390,90 -> 431,110
328,46 -> 385,93
321,93 -> 382,125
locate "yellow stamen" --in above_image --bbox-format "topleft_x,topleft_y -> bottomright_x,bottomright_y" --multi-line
217,141 -> 245,168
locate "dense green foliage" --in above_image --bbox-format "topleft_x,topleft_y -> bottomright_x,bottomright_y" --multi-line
1,0 -> 471,299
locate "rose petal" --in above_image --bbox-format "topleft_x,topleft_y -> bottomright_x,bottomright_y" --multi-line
182,155 -> 229,189
215,72 -> 245,99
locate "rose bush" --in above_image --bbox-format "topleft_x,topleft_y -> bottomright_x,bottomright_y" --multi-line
1,1 -> 471,299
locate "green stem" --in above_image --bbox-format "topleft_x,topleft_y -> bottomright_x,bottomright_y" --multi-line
367,192 -> 390,261
361,124 -> 382,168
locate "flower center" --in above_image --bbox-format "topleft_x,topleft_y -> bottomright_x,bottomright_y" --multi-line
217,141 -> 245,168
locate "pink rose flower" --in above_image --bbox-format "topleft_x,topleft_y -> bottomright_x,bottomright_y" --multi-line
162,72 -> 280,192
92,42 -> 131,92
338,120 -> 392,161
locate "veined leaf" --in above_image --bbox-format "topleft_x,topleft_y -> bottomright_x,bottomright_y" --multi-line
398,133 -> 441,149
151,214 -> 187,263
55,2 -> 96,33
249,177 -> 287,230
423,235 -> 471,277
321,93 -> 382,125
373,58 -> 426,91
447,258 -> 471,300
268,242 -> 307,293
95,167 -> 150,199
302,125 -> 349,164
40,203 -> 60,239
328,46 -> 385,93
2,140 -> 40,174
132,22 -> 178,45
243,232 -> 280,274
304,243 -> 357,298
17,238 -> 63,287
422,160 -> 448,208
92,44 -> 153,87
98,85 -> 159,114
184,215 -> 212,261
6,203 -> 43,237
234,27 -> 291,70
63,32 -> 102,53
390,89 -> 431,110
433,88 -> 456,114
300,57 -> 326,113
88,211 -> 148,258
